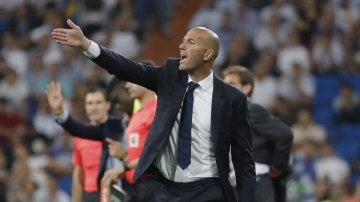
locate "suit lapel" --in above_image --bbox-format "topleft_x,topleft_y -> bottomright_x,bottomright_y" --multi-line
211,75 -> 225,151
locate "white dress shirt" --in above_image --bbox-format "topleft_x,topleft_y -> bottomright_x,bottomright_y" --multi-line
83,40 -> 101,58
155,73 -> 218,182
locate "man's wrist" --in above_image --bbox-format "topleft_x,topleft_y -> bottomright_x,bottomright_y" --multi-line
121,151 -> 127,160
83,40 -> 101,59
124,162 -> 131,171
81,37 -> 91,51
54,109 -> 69,124
53,106 -> 64,116
117,151 -> 127,160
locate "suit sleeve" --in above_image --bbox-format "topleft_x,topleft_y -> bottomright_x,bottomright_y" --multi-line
91,46 -> 162,92
231,96 -> 256,201
249,104 -> 293,169
59,116 -> 124,141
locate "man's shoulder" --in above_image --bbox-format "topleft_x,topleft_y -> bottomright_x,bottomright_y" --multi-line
248,102 -> 271,120
160,57 -> 188,81
107,116 -> 123,123
165,57 -> 180,63
163,57 -> 180,71
248,102 -> 266,112
162,57 -> 180,68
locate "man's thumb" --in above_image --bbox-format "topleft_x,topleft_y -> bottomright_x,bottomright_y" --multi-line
105,138 -> 116,145
67,19 -> 78,29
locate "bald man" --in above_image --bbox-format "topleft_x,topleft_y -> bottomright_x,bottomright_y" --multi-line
51,20 -> 255,202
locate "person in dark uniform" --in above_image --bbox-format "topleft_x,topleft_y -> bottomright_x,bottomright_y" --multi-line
223,65 -> 293,202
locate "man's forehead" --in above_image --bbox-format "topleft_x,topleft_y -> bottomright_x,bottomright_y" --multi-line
85,92 -> 106,100
183,34 -> 206,47
186,28 -> 208,37
227,73 -> 241,82
185,28 -> 219,53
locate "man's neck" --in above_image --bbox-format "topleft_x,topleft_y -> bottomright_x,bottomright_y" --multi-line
90,115 -> 108,125
188,66 -> 212,83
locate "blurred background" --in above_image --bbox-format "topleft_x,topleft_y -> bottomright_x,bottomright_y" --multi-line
0,0 -> 360,201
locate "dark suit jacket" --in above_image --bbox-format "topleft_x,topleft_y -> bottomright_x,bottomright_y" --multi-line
91,46 -> 255,202
58,115 -> 124,188
248,102 -> 293,170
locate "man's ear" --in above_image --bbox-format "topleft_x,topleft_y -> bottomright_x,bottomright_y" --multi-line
106,101 -> 111,111
203,50 -> 214,61
243,84 -> 253,96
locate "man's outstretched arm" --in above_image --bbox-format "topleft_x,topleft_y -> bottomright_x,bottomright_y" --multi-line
45,81 -> 122,141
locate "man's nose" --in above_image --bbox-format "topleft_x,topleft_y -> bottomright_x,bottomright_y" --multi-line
125,82 -> 131,88
179,42 -> 185,50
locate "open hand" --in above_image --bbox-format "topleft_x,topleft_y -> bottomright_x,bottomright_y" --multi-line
44,81 -> 64,115
51,19 -> 90,50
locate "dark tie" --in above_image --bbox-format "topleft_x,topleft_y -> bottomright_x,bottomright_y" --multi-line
177,81 -> 199,169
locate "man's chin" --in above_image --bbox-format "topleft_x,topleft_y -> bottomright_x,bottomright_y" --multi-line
88,115 -> 100,121
179,64 -> 187,71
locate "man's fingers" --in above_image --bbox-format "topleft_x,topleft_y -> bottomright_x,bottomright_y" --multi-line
51,30 -> 69,41
44,81 -> 62,100
55,82 -> 61,94
102,170 -> 114,181
52,37 -> 67,45
105,138 -> 117,145
52,28 -> 68,35
102,172 -> 110,181
51,30 -> 72,46
67,19 -> 79,30
47,81 -> 56,92
51,28 -> 69,37
67,19 -> 75,28
102,168 -> 122,185
45,82 -> 53,95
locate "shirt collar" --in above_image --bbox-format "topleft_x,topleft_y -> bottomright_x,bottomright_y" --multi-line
187,71 -> 213,90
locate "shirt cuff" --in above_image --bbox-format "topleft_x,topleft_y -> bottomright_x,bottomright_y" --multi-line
55,109 -> 69,124
83,40 -> 101,59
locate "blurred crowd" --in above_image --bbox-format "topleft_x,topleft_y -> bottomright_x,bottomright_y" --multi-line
0,0 -> 360,201
0,0 -> 175,201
